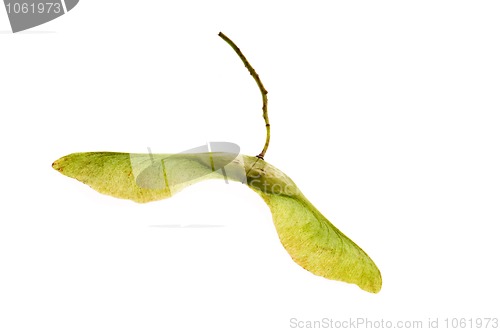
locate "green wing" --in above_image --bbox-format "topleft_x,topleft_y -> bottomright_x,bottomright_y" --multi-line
51,152 -> 243,203
53,152 -> 171,203
53,152 -> 381,293
256,191 -> 381,293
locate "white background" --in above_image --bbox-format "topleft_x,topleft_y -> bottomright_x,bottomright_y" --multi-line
1,1 -> 500,331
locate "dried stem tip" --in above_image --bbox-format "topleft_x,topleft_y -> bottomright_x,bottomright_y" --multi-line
218,32 -> 271,160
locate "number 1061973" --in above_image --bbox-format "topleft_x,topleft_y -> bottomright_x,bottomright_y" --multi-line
5,2 -> 62,14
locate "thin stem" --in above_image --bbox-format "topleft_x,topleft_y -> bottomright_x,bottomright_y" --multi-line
218,32 -> 270,159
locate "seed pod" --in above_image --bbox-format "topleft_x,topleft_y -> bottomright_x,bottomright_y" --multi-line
53,152 -> 382,293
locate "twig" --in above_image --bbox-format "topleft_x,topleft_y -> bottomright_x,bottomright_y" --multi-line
218,32 -> 271,159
